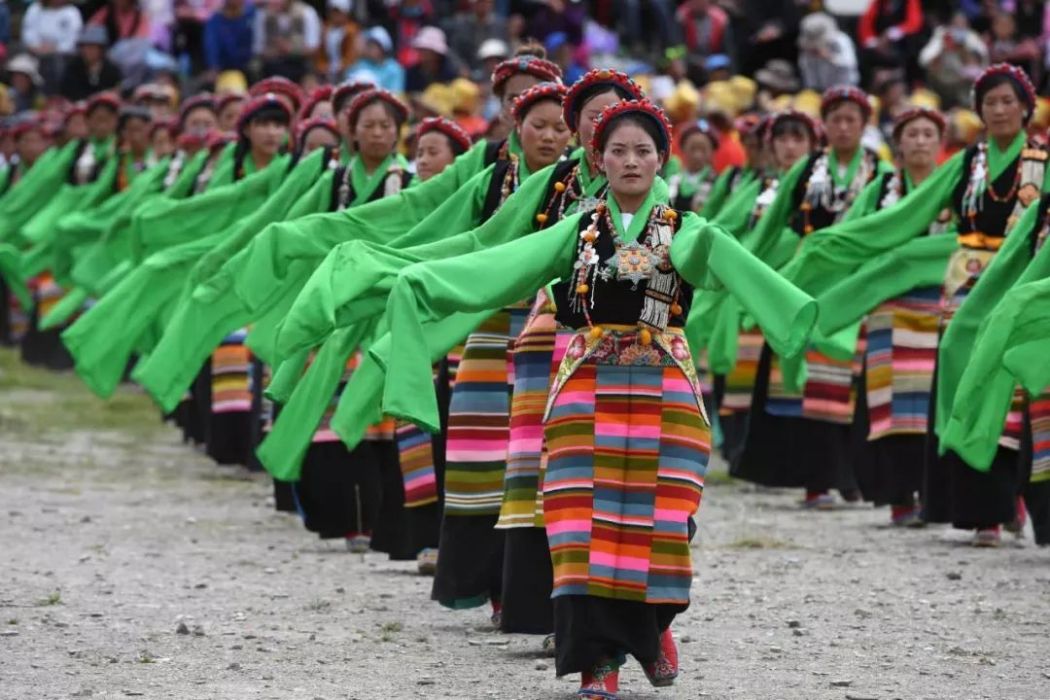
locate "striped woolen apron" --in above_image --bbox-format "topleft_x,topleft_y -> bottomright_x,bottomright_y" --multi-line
497,309 -> 571,529
720,328 -> 764,414
211,329 -> 253,414
443,305 -> 530,516
862,287 -> 941,439
1029,394 -> 1050,483
543,327 -> 709,606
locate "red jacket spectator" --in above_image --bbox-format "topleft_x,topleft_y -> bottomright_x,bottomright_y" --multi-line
676,0 -> 731,56
858,0 -> 923,49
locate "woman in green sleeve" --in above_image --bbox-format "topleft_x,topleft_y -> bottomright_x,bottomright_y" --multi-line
377,99 -> 813,699
713,109 -> 819,468
665,118 -> 718,214
698,113 -> 764,220
846,107 -> 952,527
735,85 -> 891,510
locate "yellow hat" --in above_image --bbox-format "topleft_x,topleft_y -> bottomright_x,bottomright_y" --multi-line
909,88 -> 941,111
663,80 -> 700,123
728,75 -> 757,112
1033,97 -> 1050,131
703,80 -> 735,116
0,84 -> 12,117
952,108 -> 983,144
215,70 -> 248,96
420,83 -> 454,117
450,78 -> 480,115
793,89 -> 822,118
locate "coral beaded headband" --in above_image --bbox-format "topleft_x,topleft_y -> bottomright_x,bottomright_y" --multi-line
591,99 -> 673,161
417,117 -> 472,153
892,106 -> 947,140
511,83 -> 569,125
562,69 -> 644,132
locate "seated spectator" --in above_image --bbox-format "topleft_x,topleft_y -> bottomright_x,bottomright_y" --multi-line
21,0 -> 83,93
857,0 -> 924,83
443,0 -> 508,73
173,0 -> 223,75
317,0 -> 358,82
204,0 -> 254,76
405,26 -> 456,95
545,31 -> 585,85
390,0 -> 434,68
89,0 -> 152,44
254,0 -> 321,83
6,54 -> 44,112
345,26 -> 404,93
59,26 -> 122,102
919,12 -> 988,109
676,0 -> 734,69
797,11 -> 859,91
526,0 -> 584,45
986,9 -> 1040,76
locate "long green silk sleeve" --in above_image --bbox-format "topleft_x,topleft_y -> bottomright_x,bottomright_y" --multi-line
738,158 -> 808,267
0,143 -> 77,245
163,149 -> 210,199
700,167 -> 747,220
0,243 -> 30,308
381,216 -> 581,432
780,154 -> 964,297
1001,279 -> 1050,394
710,177 -> 761,237
940,204 -> 1050,468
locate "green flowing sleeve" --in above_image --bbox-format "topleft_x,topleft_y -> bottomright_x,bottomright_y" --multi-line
738,158 -> 808,266
839,173 -> 884,224
699,167 -> 736,219
163,150 -> 208,199
202,144 -> 237,189
1002,279 -> 1050,394
0,142 -> 77,245
781,153 -> 964,297
381,216 -> 581,432
939,202 -> 1050,468
709,177 -> 761,237
0,243 -> 30,309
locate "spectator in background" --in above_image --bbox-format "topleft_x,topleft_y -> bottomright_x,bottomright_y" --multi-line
7,54 -> 44,111
405,26 -> 456,94
204,0 -> 254,76
857,0 -> 925,84
723,0 -> 800,77
345,26 -> 404,93
443,0 -> 508,73
677,0 -> 734,69
615,0 -> 678,61
797,11 -> 859,91
527,0 -> 584,45
0,0 -> 9,50
60,26 -> 122,101
390,0 -> 434,67
89,0 -> 152,44
254,0 -> 322,82
476,38 -> 507,119
986,9 -> 1040,76
919,12 -> 988,108
545,31 -> 585,84
21,0 -> 83,94
173,0 -> 222,75
317,0 -> 359,82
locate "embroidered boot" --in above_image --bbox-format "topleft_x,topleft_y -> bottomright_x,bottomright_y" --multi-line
801,490 -> 834,510
972,526 -> 1001,547
890,504 -> 923,527
1005,496 -> 1028,536
642,628 -> 679,687
577,662 -> 620,699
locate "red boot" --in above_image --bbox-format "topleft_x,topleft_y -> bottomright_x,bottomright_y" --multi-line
1006,496 -> 1028,536
577,662 -> 620,699
642,628 -> 679,687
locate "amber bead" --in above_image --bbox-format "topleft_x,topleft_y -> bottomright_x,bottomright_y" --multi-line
638,328 -> 652,345
535,213 -> 548,225
670,303 -> 683,316
576,283 -> 589,294
554,181 -> 566,193
589,325 -> 604,339
663,209 -> 678,222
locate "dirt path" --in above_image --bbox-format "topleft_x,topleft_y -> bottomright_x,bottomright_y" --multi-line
1,350 -> 1048,700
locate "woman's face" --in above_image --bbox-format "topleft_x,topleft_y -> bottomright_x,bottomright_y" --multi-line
500,74 -> 541,124
302,126 -> 339,154
87,107 -> 118,141
824,102 -> 865,153
246,117 -> 288,157
121,117 -> 151,154
772,129 -> 812,171
218,101 -> 243,132
599,121 -> 662,200
151,128 -> 175,158
66,114 -> 88,141
896,117 -> 941,171
577,89 -> 622,164
415,131 -> 456,182
353,101 -> 399,164
980,81 -> 1026,141
517,99 -> 571,172
17,130 -> 49,165
310,100 -> 334,120
184,106 -> 218,136
682,131 -> 715,173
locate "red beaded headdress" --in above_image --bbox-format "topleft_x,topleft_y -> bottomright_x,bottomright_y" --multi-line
179,93 -> 216,125
150,117 -> 179,137
297,85 -> 334,122
418,116 -> 472,153
734,113 -> 763,137
86,91 -> 121,115
216,93 -> 246,114
206,130 -> 235,152
64,102 -> 87,122
820,85 -> 872,121
491,56 -> 563,96
235,93 -> 292,134
678,118 -> 720,151
562,69 -> 644,132
766,109 -> 821,144
591,99 -> 673,162
250,76 -> 304,111
11,114 -> 47,139
974,63 -> 1037,119
511,82 -> 568,125
176,131 -> 207,152
345,88 -> 409,129
294,116 -> 339,150
891,106 -> 946,140
332,81 -> 375,114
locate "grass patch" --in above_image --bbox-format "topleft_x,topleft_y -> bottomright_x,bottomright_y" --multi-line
0,348 -> 164,438
36,591 -> 62,606
726,536 -> 794,550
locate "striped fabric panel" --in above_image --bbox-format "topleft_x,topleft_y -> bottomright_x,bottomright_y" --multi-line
211,328 -> 252,414
1030,393 -> 1050,482
864,288 -> 940,439
720,328 -> 764,413
766,353 -> 803,417
7,289 -> 27,343
497,313 -> 566,529
444,306 -> 530,516
801,348 -> 856,424
396,420 -> 438,507
544,345 -> 708,606
307,350 -> 395,443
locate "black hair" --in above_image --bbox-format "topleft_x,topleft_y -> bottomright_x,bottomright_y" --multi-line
771,117 -> 813,142
350,97 -> 405,131
975,73 -> 1030,114
246,104 -> 291,128
572,84 -> 635,126
599,113 -> 668,156
679,126 -> 719,152
514,40 -> 547,60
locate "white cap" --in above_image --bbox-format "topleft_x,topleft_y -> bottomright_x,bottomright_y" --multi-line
477,38 -> 509,61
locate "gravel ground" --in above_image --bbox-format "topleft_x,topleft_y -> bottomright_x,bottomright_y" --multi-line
1,351 -> 1049,700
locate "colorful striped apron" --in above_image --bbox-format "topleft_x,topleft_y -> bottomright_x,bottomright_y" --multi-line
543,327 -> 709,605
720,328 -> 764,414
211,328 -> 253,414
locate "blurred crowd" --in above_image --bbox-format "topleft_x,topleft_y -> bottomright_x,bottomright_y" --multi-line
0,1 -> 1048,158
